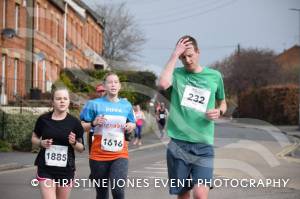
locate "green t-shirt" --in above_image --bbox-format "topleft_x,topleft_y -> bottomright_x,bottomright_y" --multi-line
166,67 -> 225,145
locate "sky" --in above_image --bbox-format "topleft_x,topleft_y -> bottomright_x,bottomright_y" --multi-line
84,0 -> 300,75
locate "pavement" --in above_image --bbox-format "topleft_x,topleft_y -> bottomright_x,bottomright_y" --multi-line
0,120 -> 299,172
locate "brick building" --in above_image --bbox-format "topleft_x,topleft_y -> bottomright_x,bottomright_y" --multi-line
276,45 -> 300,70
0,0 -> 106,104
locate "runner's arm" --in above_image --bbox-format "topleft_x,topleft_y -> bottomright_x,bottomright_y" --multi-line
31,132 -> 53,149
205,99 -> 227,120
158,38 -> 192,90
81,121 -> 91,132
217,99 -> 227,116
125,122 -> 136,133
31,132 -> 41,147
71,138 -> 85,153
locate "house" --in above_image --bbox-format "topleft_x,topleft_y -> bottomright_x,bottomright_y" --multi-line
0,0 -> 106,104
276,45 -> 300,74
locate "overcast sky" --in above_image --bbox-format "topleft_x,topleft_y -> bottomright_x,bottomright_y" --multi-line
84,0 -> 300,74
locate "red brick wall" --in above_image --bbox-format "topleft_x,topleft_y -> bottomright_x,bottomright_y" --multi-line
0,1 -> 26,102
1,0 -> 104,103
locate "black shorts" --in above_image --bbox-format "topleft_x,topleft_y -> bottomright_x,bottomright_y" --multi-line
158,119 -> 166,128
36,166 -> 75,186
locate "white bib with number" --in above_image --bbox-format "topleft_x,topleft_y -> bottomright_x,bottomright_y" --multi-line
45,145 -> 68,167
101,131 -> 124,152
181,85 -> 211,113
159,114 -> 165,119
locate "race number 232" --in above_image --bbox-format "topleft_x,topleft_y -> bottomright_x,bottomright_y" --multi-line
181,85 -> 211,113
187,93 -> 205,104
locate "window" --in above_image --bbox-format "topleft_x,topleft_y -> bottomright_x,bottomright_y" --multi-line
2,0 -> 6,28
35,60 -> 38,88
68,18 -> 72,42
50,12 -> 54,38
15,4 -> 20,33
80,25 -> 83,48
76,23 -> 81,48
36,3 -> 39,30
1,55 -> 6,94
42,60 -> 46,92
56,18 -> 59,43
73,21 -> 76,45
14,59 -> 18,95
40,7 -> 45,33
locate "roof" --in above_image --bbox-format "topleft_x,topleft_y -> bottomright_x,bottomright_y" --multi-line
49,0 -> 65,12
276,45 -> 300,74
49,0 -> 105,29
73,0 -> 105,29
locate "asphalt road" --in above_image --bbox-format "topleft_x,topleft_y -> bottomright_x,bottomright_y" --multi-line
0,122 -> 300,199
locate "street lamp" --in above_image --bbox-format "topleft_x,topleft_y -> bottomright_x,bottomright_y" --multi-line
289,8 -> 300,44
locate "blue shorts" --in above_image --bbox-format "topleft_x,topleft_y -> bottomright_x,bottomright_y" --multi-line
166,138 -> 214,195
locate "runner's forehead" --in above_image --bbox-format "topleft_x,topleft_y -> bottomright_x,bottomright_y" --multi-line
183,46 -> 197,55
54,90 -> 69,97
105,74 -> 119,82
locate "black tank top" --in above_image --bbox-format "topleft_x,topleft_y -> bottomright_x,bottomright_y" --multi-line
159,109 -> 166,120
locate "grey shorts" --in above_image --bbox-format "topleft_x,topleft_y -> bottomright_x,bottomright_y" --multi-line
166,138 -> 214,195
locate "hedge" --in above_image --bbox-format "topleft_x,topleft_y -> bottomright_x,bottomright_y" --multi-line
0,109 -> 81,152
238,84 -> 299,125
0,110 -> 39,151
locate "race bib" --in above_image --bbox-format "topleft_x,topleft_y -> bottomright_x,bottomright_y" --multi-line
101,131 -> 124,152
159,114 -> 165,119
45,145 -> 68,167
181,85 -> 211,113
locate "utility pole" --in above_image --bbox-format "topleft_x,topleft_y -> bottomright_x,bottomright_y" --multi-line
289,8 -> 300,44
289,8 -> 300,128
236,43 -> 241,117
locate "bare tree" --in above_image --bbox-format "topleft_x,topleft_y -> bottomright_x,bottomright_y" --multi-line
96,3 -> 146,68
212,47 -> 283,96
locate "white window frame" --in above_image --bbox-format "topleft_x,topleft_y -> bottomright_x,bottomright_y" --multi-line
56,18 -> 59,42
42,60 -> 46,92
14,59 -> 18,95
36,3 -> 39,31
15,3 -> 20,33
35,60 -> 38,88
3,0 -> 6,29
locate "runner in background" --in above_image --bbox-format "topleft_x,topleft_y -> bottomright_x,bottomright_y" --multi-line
156,102 -> 168,139
31,86 -> 84,199
133,104 -> 146,146
80,72 -> 136,199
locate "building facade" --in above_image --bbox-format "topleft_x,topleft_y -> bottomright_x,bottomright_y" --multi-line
0,0 -> 105,104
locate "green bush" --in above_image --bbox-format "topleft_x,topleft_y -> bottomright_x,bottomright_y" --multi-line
2,111 -> 39,151
0,140 -> 12,152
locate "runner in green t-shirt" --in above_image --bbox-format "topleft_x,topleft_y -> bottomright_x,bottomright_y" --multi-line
158,35 -> 227,199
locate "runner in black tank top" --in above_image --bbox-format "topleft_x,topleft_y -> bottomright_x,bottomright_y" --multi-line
156,102 -> 168,139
